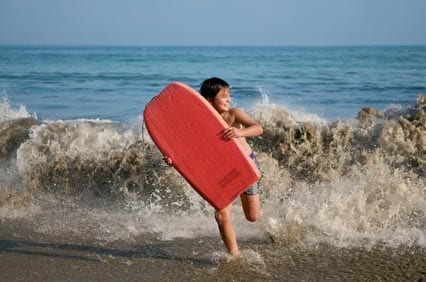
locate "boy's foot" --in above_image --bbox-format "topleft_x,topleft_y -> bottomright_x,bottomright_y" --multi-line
229,249 -> 241,258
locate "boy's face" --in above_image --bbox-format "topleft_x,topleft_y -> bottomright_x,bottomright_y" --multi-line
210,87 -> 231,114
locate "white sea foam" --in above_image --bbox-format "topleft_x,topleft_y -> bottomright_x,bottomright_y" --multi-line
1,96 -> 424,250
251,87 -> 328,126
0,96 -> 35,121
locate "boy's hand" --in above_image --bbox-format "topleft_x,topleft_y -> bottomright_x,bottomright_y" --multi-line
222,127 -> 241,140
163,156 -> 173,166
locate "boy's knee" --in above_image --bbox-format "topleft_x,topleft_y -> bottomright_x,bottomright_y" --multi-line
241,195 -> 260,222
215,209 -> 231,226
245,212 -> 259,222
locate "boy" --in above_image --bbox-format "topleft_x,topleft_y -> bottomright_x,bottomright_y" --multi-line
165,77 -> 263,256
199,77 -> 263,256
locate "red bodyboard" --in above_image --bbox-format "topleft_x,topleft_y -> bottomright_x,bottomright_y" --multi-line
143,82 -> 260,210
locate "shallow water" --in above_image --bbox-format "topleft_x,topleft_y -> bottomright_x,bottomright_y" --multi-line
0,218 -> 425,281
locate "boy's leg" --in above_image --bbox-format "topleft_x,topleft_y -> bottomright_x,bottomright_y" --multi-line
215,203 -> 239,256
241,193 -> 260,222
242,152 -> 261,222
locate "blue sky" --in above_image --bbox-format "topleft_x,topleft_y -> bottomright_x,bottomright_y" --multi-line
1,0 -> 425,46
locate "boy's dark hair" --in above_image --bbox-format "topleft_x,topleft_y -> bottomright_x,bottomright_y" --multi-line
199,77 -> 230,99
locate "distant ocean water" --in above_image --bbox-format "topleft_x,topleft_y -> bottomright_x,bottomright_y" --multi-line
1,45 -> 425,122
0,45 -> 425,273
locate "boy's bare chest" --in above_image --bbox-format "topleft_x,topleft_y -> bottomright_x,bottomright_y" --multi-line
222,113 -> 239,128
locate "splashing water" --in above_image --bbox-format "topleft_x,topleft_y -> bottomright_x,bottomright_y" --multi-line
0,93 -> 425,250
0,96 -> 34,121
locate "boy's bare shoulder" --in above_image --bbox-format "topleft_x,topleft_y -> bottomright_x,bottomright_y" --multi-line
228,108 -> 245,115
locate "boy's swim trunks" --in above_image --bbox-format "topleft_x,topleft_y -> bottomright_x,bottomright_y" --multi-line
244,152 -> 261,195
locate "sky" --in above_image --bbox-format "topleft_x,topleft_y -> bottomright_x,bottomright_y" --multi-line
1,0 -> 425,46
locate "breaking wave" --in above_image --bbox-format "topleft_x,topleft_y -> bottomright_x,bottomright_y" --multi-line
0,94 -> 425,248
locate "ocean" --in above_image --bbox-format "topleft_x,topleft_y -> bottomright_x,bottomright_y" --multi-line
0,45 -> 425,280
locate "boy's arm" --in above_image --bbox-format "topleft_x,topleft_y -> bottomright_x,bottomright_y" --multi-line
223,108 -> 263,139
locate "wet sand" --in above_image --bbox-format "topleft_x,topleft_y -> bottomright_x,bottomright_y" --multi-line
0,219 -> 425,281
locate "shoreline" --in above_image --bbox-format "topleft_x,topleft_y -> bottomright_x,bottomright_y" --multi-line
0,219 -> 424,281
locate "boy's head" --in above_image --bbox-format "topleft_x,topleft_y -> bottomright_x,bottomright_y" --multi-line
199,77 -> 230,99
